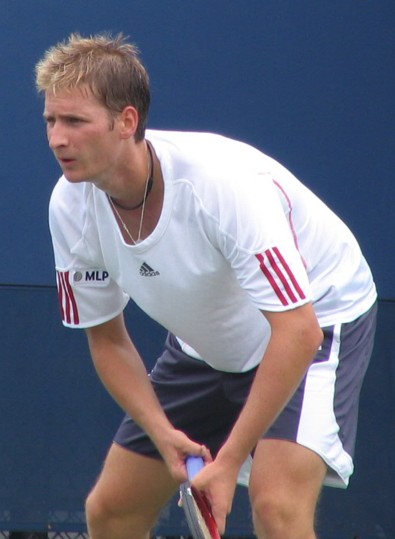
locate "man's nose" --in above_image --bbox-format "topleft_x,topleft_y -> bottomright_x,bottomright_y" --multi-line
48,124 -> 68,149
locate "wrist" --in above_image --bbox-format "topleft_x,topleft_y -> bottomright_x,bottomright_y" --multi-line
215,442 -> 249,473
141,414 -> 174,447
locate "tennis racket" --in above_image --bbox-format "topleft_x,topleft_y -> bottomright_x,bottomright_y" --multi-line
179,456 -> 221,539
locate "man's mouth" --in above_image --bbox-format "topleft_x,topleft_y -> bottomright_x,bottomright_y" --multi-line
58,157 -> 76,166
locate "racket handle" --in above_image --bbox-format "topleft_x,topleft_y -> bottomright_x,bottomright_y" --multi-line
186,455 -> 205,480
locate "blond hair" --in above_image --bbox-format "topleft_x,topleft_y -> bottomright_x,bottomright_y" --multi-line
35,32 -> 150,141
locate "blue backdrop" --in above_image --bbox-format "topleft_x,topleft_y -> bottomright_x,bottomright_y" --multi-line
0,1 -> 394,537
1,0 -> 394,298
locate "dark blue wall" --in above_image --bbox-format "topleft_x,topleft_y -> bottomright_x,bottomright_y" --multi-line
1,0 -> 394,297
0,1 -> 394,537
0,287 -> 394,537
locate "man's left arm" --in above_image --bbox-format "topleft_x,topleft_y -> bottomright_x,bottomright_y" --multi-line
192,302 -> 323,533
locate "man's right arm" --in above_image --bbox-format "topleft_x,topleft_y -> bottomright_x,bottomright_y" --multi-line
85,313 -> 208,480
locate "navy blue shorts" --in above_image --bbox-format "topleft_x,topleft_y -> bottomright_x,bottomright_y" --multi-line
114,303 -> 377,487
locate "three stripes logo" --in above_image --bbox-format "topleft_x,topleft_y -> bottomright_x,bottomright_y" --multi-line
57,271 -> 80,325
139,262 -> 160,277
256,247 -> 306,306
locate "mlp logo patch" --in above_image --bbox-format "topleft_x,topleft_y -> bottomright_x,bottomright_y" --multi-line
72,269 -> 110,287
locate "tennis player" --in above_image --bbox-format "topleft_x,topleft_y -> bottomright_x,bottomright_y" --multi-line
35,33 -> 377,539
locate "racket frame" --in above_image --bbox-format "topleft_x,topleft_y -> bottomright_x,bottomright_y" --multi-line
180,456 -> 221,539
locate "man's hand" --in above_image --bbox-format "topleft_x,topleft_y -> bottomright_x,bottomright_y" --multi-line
189,457 -> 239,535
155,428 -> 212,483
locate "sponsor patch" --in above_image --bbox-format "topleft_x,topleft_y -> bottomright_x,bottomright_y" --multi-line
72,269 -> 110,287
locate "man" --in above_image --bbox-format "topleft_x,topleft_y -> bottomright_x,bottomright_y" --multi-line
35,33 -> 377,539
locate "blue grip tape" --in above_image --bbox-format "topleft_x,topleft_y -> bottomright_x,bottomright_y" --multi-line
186,455 -> 204,480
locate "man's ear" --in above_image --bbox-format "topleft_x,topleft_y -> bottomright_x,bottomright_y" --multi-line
119,106 -> 139,139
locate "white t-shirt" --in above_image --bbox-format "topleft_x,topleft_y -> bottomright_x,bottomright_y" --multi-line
49,130 -> 376,372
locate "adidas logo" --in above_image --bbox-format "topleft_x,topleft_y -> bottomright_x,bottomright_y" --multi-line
139,262 -> 160,277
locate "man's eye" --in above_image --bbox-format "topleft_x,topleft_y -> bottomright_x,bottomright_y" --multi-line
67,117 -> 83,124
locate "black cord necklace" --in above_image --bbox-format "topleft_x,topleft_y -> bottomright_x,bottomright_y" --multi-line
110,142 -> 154,211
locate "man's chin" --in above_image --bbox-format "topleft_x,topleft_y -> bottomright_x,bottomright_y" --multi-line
63,172 -> 89,183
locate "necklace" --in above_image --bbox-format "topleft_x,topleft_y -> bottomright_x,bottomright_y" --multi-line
108,142 -> 154,244
110,142 -> 154,210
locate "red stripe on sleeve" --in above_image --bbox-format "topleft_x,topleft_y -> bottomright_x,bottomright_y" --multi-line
56,271 -> 80,325
255,248 -> 306,306
256,253 -> 289,306
272,247 -> 306,300
60,272 -> 71,324
56,272 -> 65,321
265,249 -> 297,303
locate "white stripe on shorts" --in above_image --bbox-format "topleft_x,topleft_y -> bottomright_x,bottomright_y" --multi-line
296,323 -> 352,488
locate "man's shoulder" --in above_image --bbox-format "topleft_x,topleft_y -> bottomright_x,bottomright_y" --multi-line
49,177 -> 93,238
50,176 -> 90,212
146,128 -> 241,150
146,129 -> 269,175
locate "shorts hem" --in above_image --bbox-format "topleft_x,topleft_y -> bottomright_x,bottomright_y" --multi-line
297,439 -> 352,489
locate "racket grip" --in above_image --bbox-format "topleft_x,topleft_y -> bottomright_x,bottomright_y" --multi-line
186,455 -> 205,480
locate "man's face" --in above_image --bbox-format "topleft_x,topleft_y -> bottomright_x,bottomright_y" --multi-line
43,86 -> 122,184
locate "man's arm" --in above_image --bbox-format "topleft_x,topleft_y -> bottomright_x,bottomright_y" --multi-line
192,302 -> 323,532
86,313 -> 207,481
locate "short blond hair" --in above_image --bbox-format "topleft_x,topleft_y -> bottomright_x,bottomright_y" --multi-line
35,32 -> 150,141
